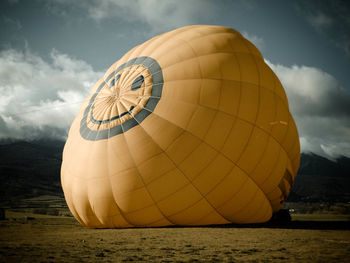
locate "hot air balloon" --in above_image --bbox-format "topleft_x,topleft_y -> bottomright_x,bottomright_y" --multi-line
61,25 -> 300,228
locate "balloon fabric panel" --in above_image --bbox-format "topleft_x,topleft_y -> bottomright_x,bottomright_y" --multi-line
61,25 -> 300,228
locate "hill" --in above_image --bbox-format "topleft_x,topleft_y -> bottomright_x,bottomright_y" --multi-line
0,140 -> 349,206
287,153 -> 350,202
0,140 -> 65,206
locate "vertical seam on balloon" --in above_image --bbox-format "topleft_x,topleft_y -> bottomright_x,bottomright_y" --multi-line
165,130 -> 201,165
64,104 -> 94,175
242,192 -> 267,223
125,42 -> 150,63
203,165 -> 265,221
205,174 -> 251,218
136,109 -> 272,223
63,82 -> 119,226
189,210 -> 229,226
149,76 -> 289,109
237,190 -> 268,223
150,41 -> 221,186
113,98 -> 164,225
181,107 -> 219,170
241,50 -> 283,214
83,118 -> 107,227
182,43 -> 242,211
145,101 -> 292,209
154,51 -> 266,71
280,117 -> 293,151
236,61 -> 281,208
89,103 -> 120,226
223,188 -> 260,222
116,102 -> 175,227
254,138 -> 283,187
173,39 -> 203,133
183,38 -> 258,221
188,36 -> 229,157
143,217 -> 169,227
119,95 -> 199,177
214,43 -> 243,150
149,79 -> 291,161
212,167 -> 268,222
70,101 -> 105,226
154,94 -> 294,179
165,194 -> 230,225
168,40 -> 240,222
163,128 -> 187,152
291,151 -> 301,176
181,98 -> 218,171
249,75 -> 279,170
257,202 -> 273,222
136,32 -> 171,60
260,148 -> 286,200
105,107 -> 135,228
168,37 -> 241,223
274,76 -> 291,144
132,51 -> 242,222
62,170 -> 88,226
146,26 -> 201,62
232,36 -> 274,214
183,36 -> 247,223
234,41 -> 290,201
250,78 -> 286,190
288,121 -> 300,173
244,188 -> 270,222
146,30 -> 265,74
290,137 -> 299,162
132,107 -> 233,223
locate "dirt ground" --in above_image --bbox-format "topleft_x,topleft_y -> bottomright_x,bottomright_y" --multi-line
0,212 -> 349,263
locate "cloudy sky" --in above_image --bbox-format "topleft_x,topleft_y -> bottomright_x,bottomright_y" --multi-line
0,0 -> 349,159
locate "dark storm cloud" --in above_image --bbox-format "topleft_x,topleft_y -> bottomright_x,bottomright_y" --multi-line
295,0 -> 350,57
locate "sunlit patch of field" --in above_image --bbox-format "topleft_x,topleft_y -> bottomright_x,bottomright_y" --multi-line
292,213 -> 350,222
1,211 -> 349,263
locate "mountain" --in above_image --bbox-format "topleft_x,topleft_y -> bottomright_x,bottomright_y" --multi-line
0,139 -> 65,206
0,140 -> 349,206
298,153 -> 349,178
287,153 -> 350,202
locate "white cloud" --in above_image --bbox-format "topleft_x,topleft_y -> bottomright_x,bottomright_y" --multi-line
3,16 -> 22,30
242,31 -> 264,51
50,0 -> 215,33
0,49 -> 103,140
266,60 -> 350,159
307,12 -> 333,31
1,45 -> 349,159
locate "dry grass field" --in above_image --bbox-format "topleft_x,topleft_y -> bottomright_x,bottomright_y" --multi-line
0,211 -> 349,263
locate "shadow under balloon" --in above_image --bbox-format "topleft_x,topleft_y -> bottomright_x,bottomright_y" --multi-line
200,220 -> 350,231
135,220 -> 349,231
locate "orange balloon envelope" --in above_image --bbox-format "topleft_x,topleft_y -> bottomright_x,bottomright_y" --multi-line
61,25 -> 300,228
